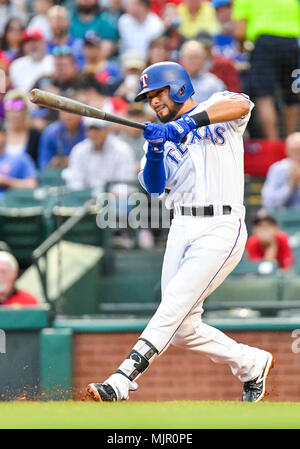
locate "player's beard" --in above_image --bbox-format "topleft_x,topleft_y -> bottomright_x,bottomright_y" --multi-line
157,102 -> 183,123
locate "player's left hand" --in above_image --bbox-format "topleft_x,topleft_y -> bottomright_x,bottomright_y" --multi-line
143,114 -> 198,145
164,114 -> 197,143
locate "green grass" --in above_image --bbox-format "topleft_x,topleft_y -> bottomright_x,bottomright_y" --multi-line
0,401 -> 299,429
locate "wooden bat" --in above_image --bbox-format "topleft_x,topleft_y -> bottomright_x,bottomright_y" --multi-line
29,89 -> 147,131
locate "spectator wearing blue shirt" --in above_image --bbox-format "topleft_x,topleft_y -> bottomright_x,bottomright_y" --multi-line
70,0 -> 119,58
0,121 -> 37,197
46,5 -> 85,70
262,133 -> 300,210
38,105 -> 86,170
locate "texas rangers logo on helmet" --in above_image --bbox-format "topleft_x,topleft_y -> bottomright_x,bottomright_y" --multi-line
140,73 -> 149,88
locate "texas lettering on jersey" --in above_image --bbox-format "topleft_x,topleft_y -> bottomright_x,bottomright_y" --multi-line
166,124 -> 226,165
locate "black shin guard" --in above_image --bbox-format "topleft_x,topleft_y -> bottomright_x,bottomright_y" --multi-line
115,338 -> 159,382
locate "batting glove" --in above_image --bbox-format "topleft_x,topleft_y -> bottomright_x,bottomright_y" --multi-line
143,122 -> 166,150
164,114 -> 197,143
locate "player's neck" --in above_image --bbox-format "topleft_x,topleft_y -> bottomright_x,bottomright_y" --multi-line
175,99 -> 198,119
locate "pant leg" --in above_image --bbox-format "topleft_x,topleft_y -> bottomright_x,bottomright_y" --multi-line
140,216 -> 246,353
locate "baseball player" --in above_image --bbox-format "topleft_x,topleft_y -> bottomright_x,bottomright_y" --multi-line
87,62 -> 274,403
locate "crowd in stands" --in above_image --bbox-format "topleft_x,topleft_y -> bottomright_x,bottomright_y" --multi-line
0,0 -> 299,306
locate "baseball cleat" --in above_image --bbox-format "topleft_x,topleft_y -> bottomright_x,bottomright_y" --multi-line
87,383 -> 117,402
242,353 -> 275,403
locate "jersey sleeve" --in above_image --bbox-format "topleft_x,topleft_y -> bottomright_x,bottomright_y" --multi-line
138,141 -> 170,193
193,90 -> 254,135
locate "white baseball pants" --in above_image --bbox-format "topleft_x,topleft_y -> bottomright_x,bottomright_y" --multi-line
106,213 -> 270,400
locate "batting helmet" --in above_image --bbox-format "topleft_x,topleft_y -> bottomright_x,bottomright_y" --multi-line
135,61 -> 194,103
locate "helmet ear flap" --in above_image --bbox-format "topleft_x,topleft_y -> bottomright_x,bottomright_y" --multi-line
169,84 -> 187,103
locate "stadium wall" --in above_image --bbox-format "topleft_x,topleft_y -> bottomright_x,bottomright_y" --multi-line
54,318 -> 300,402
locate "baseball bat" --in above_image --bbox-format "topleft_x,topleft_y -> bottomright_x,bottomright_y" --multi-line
29,89 -> 147,131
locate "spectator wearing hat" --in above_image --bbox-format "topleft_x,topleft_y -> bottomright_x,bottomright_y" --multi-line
211,0 -> 246,68
0,18 -> 24,64
246,212 -> 294,271
115,50 -> 146,103
37,93 -> 86,170
3,89 -> 41,165
262,133 -> 300,211
118,0 -> 164,57
180,40 -> 226,103
82,30 -> 122,95
70,0 -> 118,57
0,251 -> 39,307
27,0 -> 54,42
35,46 -> 80,93
9,28 -> 54,91
0,120 -> 37,197
65,117 -> 136,192
176,0 -> 220,39
46,5 -> 84,70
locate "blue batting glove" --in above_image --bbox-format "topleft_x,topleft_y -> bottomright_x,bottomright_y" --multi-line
164,114 -> 197,143
143,121 -> 166,147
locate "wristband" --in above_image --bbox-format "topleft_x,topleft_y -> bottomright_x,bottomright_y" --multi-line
190,110 -> 210,128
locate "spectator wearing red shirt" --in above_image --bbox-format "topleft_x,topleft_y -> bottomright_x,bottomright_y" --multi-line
0,251 -> 39,307
246,213 -> 294,270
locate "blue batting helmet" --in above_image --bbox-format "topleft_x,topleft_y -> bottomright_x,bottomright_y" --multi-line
135,61 -> 194,103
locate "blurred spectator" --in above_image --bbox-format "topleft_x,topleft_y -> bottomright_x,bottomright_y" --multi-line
101,0 -> 124,20
0,251 -> 39,307
117,102 -> 155,170
232,0 -> 300,139
70,0 -> 118,57
176,0 -> 220,39
262,133 -> 300,210
82,30 -> 122,95
147,36 -> 171,66
35,46 -> 79,93
118,0 -> 164,57
0,51 -> 9,119
0,18 -> 24,64
38,93 -> 86,169
0,0 -> 27,36
246,212 -> 294,271
180,40 -> 225,102
46,5 -> 84,70
151,0 -> 182,17
3,89 -> 41,165
0,120 -> 37,196
9,29 -> 54,91
76,73 -> 127,113
27,0 -> 54,42
115,50 -> 146,103
197,31 -> 241,93
65,117 -> 136,191
211,0 -> 246,69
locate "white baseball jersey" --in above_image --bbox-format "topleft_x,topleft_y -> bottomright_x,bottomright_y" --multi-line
139,91 -> 254,212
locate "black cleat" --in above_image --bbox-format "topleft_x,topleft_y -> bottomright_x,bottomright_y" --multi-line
242,353 -> 275,403
87,383 -> 117,402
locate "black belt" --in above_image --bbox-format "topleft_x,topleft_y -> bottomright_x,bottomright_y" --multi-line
180,205 -> 232,217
